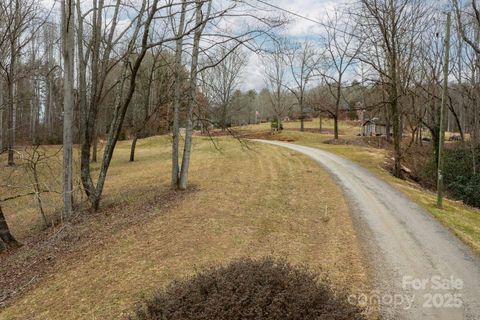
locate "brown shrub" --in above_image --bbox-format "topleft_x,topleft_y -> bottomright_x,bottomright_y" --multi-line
131,257 -> 366,320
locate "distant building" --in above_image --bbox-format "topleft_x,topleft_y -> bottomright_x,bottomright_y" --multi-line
361,118 -> 390,136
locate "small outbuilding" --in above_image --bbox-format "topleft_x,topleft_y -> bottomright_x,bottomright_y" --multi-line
361,118 -> 390,136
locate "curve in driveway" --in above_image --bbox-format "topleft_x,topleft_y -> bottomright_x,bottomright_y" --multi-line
256,140 -> 480,320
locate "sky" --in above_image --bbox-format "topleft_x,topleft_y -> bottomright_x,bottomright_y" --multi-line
237,0 -> 350,91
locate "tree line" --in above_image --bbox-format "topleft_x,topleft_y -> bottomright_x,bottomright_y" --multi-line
1,0 -> 480,249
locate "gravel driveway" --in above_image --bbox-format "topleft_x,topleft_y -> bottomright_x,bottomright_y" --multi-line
256,140 -> 480,320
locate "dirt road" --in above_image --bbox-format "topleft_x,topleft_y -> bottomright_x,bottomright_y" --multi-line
257,140 -> 480,320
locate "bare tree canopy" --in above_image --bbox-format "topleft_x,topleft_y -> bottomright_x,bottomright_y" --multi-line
1,0 -> 480,266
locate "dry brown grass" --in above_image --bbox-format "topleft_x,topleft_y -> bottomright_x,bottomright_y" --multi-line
253,128 -> 480,255
0,136 -> 374,319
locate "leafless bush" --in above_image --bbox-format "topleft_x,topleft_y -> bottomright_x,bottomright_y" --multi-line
1,146 -> 62,228
131,257 -> 366,320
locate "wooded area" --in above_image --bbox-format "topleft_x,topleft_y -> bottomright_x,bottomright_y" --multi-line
1,0 -> 480,252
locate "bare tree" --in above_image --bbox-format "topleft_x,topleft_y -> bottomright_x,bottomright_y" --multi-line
306,82 -> 335,132
172,0 -> 283,190
171,0 -> 188,187
178,0 -> 213,190
286,41 -> 320,131
20,146 -> 62,226
76,0 -> 124,209
452,0 -> 480,172
262,42 -> 291,130
0,0 -> 43,166
353,0 -> 430,178
201,44 -> 247,131
78,0 -> 161,210
413,14 -> 448,161
319,10 -> 361,139
76,0 -> 207,209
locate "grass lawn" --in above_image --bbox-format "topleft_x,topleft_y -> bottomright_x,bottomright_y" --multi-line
244,120 -> 480,255
0,136 -> 375,319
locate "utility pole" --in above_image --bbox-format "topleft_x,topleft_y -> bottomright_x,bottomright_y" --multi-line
62,0 -> 74,219
437,12 -> 452,209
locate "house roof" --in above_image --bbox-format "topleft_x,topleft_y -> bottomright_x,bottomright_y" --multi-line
362,118 -> 387,127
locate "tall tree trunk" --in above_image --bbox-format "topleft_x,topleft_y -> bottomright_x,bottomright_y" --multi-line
45,76 -> 53,137
472,104 -> 478,174
29,96 -> 34,141
300,97 -> 304,132
171,0 -> 187,187
334,80 -> 342,140
319,113 -> 322,133
80,0 -> 104,205
130,135 -> 138,162
381,83 -> 392,143
221,104 -> 227,131
391,101 -> 402,178
390,55 -> 403,179
448,98 -> 464,142
0,88 -> 4,151
29,40 -> 36,143
62,0 -> 75,219
385,107 -> 391,142
333,116 -> 339,139
6,26 -> 17,166
92,123 -> 98,163
299,86 -> 306,132
11,80 -> 16,164
178,0 -> 211,190
7,74 -> 15,166
31,80 -> 40,144
0,205 -> 20,252
419,124 -> 423,146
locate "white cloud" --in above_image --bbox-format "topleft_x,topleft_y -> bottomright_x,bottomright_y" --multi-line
238,0 -> 353,90
240,53 -> 265,91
